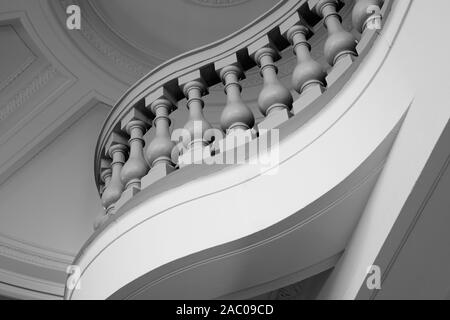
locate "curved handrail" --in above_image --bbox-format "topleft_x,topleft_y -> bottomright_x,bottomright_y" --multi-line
94,0 -> 304,186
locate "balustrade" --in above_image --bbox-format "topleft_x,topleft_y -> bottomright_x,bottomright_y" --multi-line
92,0 -> 391,227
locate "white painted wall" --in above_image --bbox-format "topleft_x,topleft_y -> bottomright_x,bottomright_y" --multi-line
0,104 -> 110,256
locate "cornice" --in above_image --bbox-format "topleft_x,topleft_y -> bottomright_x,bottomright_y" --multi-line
0,267 -> 64,299
0,234 -> 73,272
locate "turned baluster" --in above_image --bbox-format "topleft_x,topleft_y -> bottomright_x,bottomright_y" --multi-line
101,142 -> 128,214
120,114 -> 150,192
315,0 -> 357,66
219,65 -> 255,134
253,47 -> 293,118
287,25 -> 327,94
352,0 -> 383,33
94,166 -> 112,230
142,97 -> 176,187
181,80 -> 212,150
100,166 -> 112,197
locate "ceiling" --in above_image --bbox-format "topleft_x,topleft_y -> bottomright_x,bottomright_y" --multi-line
88,0 -> 281,61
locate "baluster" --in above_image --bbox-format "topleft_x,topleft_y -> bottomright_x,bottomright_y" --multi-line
181,79 -> 212,150
120,120 -> 149,189
178,72 -> 213,167
314,0 -> 357,66
249,37 -> 293,130
94,164 -> 112,230
352,0 -> 383,34
141,90 -> 176,188
101,134 -> 128,215
280,13 -> 328,114
112,109 -> 152,210
217,64 -> 255,134
287,25 -> 327,95
99,160 -> 112,197
214,56 -> 255,157
120,110 -> 151,191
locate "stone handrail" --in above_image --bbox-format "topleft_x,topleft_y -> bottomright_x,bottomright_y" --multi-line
94,0 -> 390,229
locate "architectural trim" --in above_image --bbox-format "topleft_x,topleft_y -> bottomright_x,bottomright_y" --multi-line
0,64 -> 57,122
367,136 -> 450,300
55,0 -> 153,82
64,6 -> 148,78
86,0 -> 167,64
220,253 -> 340,300
0,56 -> 35,94
0,268 -> 64,300
0,234 -> 73,272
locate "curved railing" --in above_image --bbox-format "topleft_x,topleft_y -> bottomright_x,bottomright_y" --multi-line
94,0 -> 390,229
63,0 -> 408,299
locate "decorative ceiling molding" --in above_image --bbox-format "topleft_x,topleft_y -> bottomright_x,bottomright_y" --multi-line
0,64 -> 58,123
86,0 -> 168,63
55,0 -> 153,83
0,267 -> 64,300
0,56 -> 36,94
0,22 -> 38,93
187,0 -> 252,7
0,234 -> 73,272
77,20 -> 148,78
0,244 -> 69,272
71,15 -> 148,78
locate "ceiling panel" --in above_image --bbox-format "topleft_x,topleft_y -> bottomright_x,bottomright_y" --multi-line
0,24 -> 36,93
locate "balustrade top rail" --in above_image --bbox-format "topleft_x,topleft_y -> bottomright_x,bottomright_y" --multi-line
93,0 -> 389,230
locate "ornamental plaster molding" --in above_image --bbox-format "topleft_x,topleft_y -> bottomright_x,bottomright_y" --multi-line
0,64 -> 58,123
58,0 -> 151,79
0,234 -> 73,272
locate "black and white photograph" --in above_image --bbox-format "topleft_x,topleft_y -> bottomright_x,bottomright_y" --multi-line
0,0 -> 449,306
